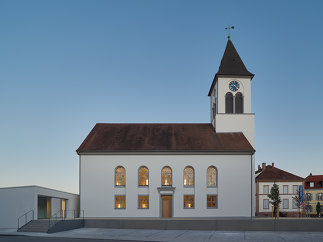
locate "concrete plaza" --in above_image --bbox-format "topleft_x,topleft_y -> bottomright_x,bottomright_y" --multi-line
2,228 -> 323,241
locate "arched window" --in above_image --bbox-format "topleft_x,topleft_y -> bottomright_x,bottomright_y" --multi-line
184,166 -> 194,186
235,92 -> 243,114
207,166 -> 217,187
115,166 -> 125,186
161,166 -> 172,186
225,92 -> 233,113
138,166 -> 149,186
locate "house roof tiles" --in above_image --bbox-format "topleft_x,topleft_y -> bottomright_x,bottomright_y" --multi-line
256,164 -> 304,182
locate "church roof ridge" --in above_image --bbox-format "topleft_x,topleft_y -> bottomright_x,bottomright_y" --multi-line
77,123 -> 254,153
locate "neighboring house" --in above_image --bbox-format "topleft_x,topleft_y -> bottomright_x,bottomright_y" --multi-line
255,163 -> 304,217
0,186 -> 79,229
304,174 -> 323,215
77,39 -> 256,218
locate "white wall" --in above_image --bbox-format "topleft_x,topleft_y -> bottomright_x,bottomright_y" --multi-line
80,153 -> 254,218
215,114 -> 255,147
0,186 -> 79,229
0,187 -> 35,229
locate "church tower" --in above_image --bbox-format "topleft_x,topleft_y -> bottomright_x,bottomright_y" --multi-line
208,40 -> 255,147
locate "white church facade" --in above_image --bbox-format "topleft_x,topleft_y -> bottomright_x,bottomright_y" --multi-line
77,39 -> 256,218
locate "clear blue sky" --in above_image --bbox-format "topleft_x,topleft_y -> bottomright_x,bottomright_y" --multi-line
1,0 -> 322,193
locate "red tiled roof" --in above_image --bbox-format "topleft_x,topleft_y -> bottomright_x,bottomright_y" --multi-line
304,175 -> 323,189
77,123 -> 255,153
256,165 -> 304,182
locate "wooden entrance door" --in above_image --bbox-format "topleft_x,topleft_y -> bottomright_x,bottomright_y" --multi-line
161,195 -> 172,218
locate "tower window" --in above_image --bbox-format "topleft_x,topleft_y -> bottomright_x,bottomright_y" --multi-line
225,92 -> 233,113
235,92 -> 243,113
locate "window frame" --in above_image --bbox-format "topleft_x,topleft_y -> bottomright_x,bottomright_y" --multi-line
225,92 -> 234,114
207,166 -> 217,187
293,185 -> 298,194
263,199 -> 269,209
207,195 -> 218,209
183,166 -> 194,187
263,185 -> 269,194
115,195 -> 126,209
115,166 -> 126,187
292,198 -> 298,209
234,92 -> 244,114
138,166 -> 149,187
283,185 -> 288,194
283,199 -> 289,209
138,195 -> 149,209
183,195 -> 195,209
161,166 -> 172,186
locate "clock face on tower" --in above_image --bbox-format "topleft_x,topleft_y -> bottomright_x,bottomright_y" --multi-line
229,80 -> 240,92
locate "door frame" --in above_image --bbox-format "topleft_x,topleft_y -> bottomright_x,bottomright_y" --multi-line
160,194 -> 173,218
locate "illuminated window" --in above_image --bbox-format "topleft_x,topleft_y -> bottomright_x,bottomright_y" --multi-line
115,195 -> 125,209
207,195 -> 217,208
184,195 -> 194,208
161,166 -> 172,186
207,166 -> 217,187
138,166 -> 149,186
138,195 -> 149,209
115,166 -> 125,186
184,166 -> 194,186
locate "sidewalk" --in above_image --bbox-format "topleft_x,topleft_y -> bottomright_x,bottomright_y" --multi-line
2,228 -> 323,241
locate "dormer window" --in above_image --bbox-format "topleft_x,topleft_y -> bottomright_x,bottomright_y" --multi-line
310,182 -> 314,188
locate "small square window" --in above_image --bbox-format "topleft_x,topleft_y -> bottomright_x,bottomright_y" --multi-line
138,195 -> 149,209
184,195 -> 194,208
283,199 -> 289,209
207,195 -> 217,208
263,199 -> 269,209
263,185 -> 269,194
115,195 -> 125,209
310,182 -> 314,188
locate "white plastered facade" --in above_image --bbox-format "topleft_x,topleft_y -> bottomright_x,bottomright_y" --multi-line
0,186 -> 79,229
210,77 -> 255,148
257,182 -> 303,214
80,153 -> 254,218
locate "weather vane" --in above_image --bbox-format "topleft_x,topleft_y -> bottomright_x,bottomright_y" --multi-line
225,25 -> 235,40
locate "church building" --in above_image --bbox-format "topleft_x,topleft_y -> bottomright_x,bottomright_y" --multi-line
77,39 -> 256,218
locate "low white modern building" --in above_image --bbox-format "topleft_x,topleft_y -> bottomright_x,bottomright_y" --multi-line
255,163 -> 304,217
77,39 -> 256,218
0,186 -> 79,229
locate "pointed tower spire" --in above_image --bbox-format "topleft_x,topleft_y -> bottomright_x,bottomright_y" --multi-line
208,40 -> 254,96
217,40 -> 254,76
